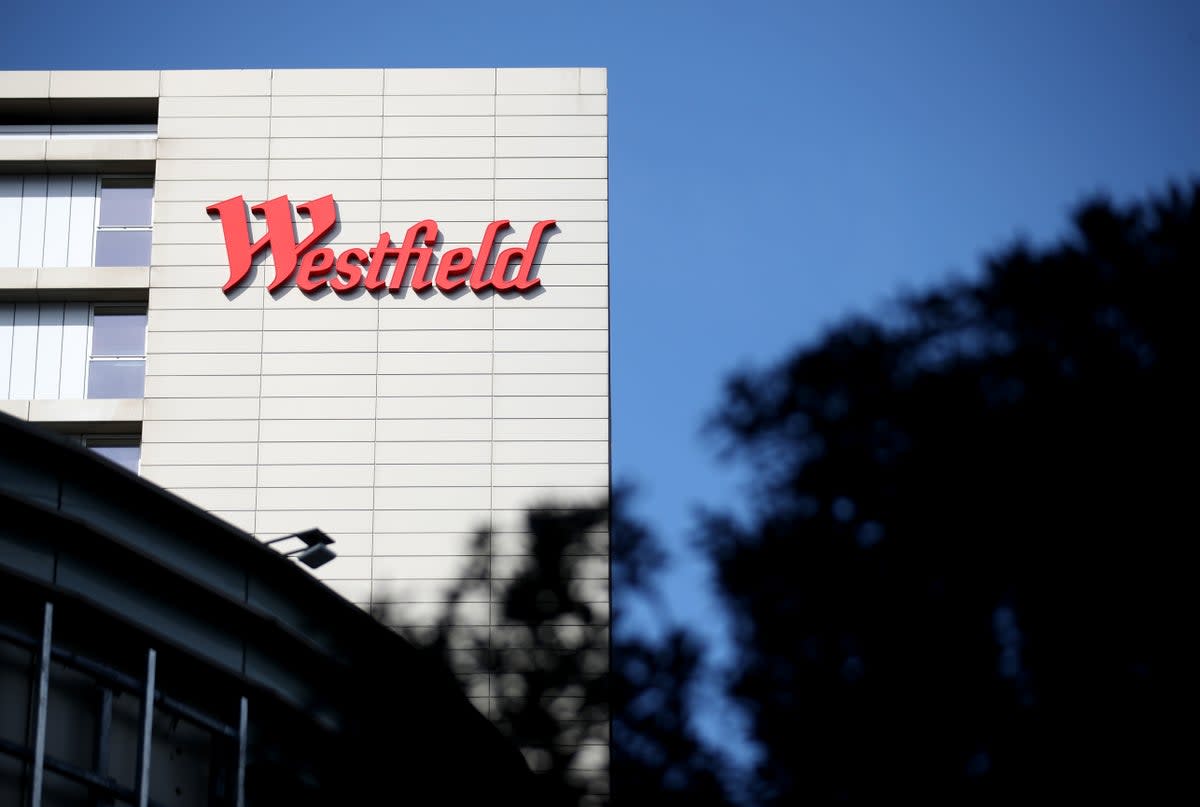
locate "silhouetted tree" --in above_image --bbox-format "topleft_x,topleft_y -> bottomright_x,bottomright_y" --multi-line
611,492 -> 738,807
703,184 -> 1195,802
396,488 -> 737,806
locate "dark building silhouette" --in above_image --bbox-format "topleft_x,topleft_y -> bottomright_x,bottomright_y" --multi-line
0,412 -> 534,806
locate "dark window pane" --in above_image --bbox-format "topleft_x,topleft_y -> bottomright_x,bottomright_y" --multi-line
87,360 -> 145,398
95,230 -> 152,266
89,443 -> 141,473
92,312 -> 146,356
99,182 -> 154,227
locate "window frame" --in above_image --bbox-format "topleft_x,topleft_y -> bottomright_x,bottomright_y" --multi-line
81,433 -> 142,474
93,174 -> 155,268
84,303 -> 147,400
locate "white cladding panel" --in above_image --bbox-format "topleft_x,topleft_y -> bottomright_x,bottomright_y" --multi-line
60,303 -> 89,399
0,305 -> 12,389
0,174 -> 100,268
32,302 -> 64,399
7,304 -> 38,398
0,302 -> 94,399
0,178 -> 21,266
41,176 -> 71,267
16,175 -> 46,266
66,176 -> 98,266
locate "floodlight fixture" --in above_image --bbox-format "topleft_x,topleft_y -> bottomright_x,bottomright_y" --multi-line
265,528 -> 337,569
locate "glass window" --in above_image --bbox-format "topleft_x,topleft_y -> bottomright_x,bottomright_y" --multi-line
95,177 -> 153,267
95,230 -> 153,267
97,180 -> 154,227
84,436 -> 141,474
87,307 -> 146,399
86,360 -> 145,398
92,309 -> 146,355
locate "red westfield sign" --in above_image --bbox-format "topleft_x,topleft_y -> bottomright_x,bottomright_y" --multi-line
207,194 -> 555,295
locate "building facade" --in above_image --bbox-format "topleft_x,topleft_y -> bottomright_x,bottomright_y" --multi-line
0,68 -> 609,791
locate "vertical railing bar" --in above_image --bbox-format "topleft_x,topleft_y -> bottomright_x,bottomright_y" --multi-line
29,601 -> 53,807
135,649 -> 156,807
235,696 -> 247,807
93,687 -> 113,807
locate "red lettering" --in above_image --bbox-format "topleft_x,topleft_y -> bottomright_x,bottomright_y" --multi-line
296,247 -> 335,292
207,194 -> 336,293
366,233 -> 399,291
469,220 -> 511,291
332,248 -> 367,293
207,195 -> 555,298
389,220 -> 439,292
435,247 -> 474,292
492,220 -> 555,291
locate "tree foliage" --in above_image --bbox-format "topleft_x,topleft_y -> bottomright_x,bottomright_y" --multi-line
703,184 -> 1195,801
389,183 -> 1194,805
611,491 -> 737,806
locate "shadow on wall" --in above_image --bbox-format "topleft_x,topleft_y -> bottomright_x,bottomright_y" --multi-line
372,491 -> 738,807
373,501 -> 611,807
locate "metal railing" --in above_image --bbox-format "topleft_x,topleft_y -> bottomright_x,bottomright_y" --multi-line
0,602 -> 247,807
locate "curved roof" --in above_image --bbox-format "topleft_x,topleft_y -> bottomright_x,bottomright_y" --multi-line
0,411 -> 536,802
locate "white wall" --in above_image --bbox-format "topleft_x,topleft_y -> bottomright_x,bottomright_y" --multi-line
142,67 -> 608,727
0,302 -> 90,399
0,175 -> 99,268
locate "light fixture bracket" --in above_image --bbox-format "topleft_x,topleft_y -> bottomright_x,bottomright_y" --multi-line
264,528 -> 337,569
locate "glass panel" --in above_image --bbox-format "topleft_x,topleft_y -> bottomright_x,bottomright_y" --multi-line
92,312 -> 146,356
89,443 -> 141,474
98,182 -> 154,227
95,230 -> 152,266
86,360 -> 145,398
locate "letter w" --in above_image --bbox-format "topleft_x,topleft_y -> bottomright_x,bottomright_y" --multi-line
207,195 -> 337,292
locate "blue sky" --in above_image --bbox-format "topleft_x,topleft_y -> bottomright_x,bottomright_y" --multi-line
5,0 -> 1199,752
